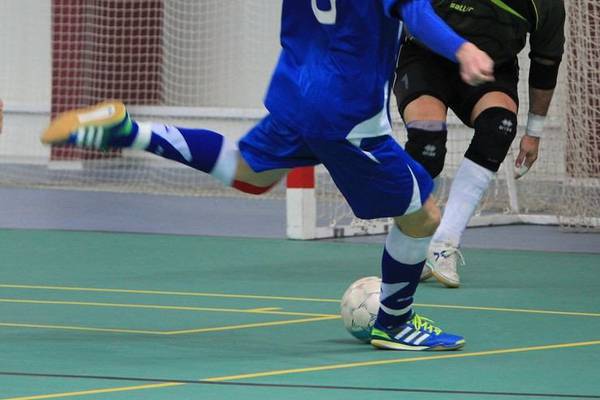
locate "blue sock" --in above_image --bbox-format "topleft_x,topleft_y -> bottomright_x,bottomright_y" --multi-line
375,226 -> 431,330
145,122 -> 223,173
116,121 -> 239,186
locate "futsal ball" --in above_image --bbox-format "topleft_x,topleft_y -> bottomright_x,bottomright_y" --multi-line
340,276 -> 381,342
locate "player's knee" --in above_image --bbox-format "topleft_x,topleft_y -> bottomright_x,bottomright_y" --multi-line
465,107 -> 517,172
232,179 -> 275,195
394,198 -> 440,237
405,121 -> 448,178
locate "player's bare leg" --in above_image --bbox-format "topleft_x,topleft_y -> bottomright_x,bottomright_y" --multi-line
41,100 -> 288,194
393,196 -> 440,238
233,156 -> 288,193
470,92 -> 517,122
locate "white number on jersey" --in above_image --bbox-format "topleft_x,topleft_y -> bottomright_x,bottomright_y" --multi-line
312,0 -> 337,25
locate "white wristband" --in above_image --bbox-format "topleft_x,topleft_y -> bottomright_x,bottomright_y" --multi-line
526,113 -> 546,138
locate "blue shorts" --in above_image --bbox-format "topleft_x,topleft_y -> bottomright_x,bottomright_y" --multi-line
239,115 -> 433,219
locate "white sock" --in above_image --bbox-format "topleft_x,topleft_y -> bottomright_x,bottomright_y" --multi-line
209,138 -> 239,186
433,158 -> 494,247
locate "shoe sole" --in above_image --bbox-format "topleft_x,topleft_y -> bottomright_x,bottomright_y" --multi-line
41,100 -> 126,145
371,338 -> 465,351
432,270 -> 460,288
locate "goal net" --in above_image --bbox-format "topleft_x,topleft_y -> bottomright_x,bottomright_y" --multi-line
0,0 -> 598,238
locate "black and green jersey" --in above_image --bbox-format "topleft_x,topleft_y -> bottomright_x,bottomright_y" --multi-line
429,0 -> 565,65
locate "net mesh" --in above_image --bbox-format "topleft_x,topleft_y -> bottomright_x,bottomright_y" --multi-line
0,0 -> 597,234
561,0 -> 600,231
0,0 -> 280,197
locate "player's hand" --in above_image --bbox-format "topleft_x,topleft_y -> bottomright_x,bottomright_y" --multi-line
456,42 -> 495,86
514,134 -> 540,179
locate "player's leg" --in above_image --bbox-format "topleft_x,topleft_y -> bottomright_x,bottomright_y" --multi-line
394,42 -> 453,282
308,136 -> 464,350
40,101 -> 289,193
370,198 -> 464,351
431,91 -> 518,287
402,96 -> 448,282
403,96 -> 449,187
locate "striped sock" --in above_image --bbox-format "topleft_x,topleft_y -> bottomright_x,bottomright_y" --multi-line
375,225 -> 431,330
130,121 -> 239,186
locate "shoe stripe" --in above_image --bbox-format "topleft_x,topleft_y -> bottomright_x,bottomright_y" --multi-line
94,126 -> 104,149
85,126 -> 96,148
76,127 -> 86,146
413,333 -> 430,345
393,326 -> 413,340
404,330 -> 422,343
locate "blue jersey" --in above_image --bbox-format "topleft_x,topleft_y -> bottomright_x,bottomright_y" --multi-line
264,0 -> 405,139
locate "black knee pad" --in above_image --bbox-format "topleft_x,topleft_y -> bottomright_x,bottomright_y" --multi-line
405,126 -> 448,178
465,107 -> 517,172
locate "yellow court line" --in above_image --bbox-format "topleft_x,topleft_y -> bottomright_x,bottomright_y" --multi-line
1,382 -> 184,400
0,316 -> 338,336
204,339 -> 600,382
414,303 -> 600,318
1,284 -> 599,317
0,284 -> 340,303
0,299 -> 334,318
0,323 -> 165,335
3,340 -> 599,400
166,316 -> 339,335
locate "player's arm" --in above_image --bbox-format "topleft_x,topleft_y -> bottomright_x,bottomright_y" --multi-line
383,0 -> 494,85
515,0 -> 565,178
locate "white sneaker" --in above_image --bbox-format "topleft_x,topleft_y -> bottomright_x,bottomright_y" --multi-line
426,242 -> 465,288
420,263 -> 433,281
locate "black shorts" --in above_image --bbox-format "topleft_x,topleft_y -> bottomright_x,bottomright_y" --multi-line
394,41 -> 520,128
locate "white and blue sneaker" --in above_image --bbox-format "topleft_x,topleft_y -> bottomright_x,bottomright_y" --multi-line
370,314 -> 465,351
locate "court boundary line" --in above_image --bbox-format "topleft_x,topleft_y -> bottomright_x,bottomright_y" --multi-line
1,371 -> 599,399
3,340 -> 599,400
1,284 -> 598,317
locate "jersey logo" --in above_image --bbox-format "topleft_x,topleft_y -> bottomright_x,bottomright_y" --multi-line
449,2 -> 474,13
311,0 -> 336,25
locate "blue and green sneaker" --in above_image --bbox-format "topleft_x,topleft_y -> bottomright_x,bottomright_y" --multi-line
41,100 -> 133,150
371,314 -> 465,351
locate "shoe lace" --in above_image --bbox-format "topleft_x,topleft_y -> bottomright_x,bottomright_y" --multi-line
438,245 -> 466,267
410,314 -> 442,335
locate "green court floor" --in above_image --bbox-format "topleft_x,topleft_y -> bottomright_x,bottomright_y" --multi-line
0,229 -> 599,399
